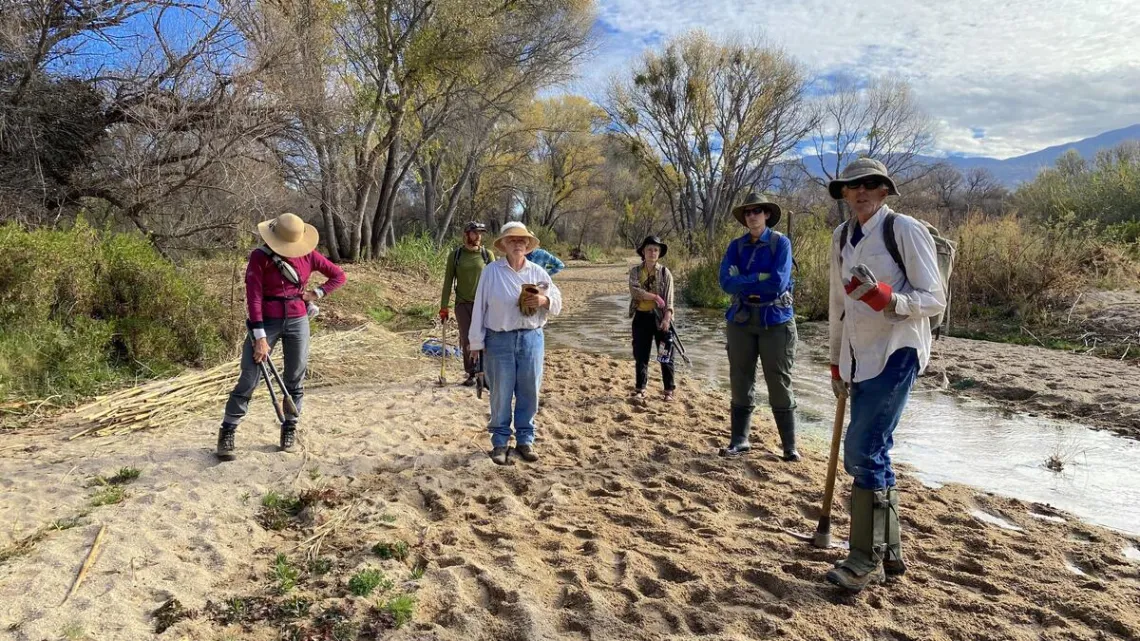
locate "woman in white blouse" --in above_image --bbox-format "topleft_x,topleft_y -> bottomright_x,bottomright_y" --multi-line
468,222 -> 563,465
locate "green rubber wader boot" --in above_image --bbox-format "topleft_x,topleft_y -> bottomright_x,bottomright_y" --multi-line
772,408 -> 800,462
719,406 -> 753,457
826,486 -> 887,592
884,486 -> 906,576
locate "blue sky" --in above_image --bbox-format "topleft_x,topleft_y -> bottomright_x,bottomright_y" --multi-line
571,0 -> 1140,159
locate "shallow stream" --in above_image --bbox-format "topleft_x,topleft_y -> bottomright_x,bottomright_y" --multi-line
548,294 -> 1140,536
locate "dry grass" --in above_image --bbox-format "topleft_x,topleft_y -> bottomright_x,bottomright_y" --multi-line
60,324 -> 421,438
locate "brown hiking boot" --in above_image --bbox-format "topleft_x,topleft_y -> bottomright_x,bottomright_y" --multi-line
490,447 -> 510,466
825,564 -> 885,592
516,444 -> 539,462
216,423 -> 237,461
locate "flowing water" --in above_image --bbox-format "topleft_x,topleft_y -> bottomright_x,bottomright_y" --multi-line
548,294 -> 1140,536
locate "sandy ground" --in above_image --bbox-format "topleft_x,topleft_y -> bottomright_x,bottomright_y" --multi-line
925,337 -> 1140,440
2,261 -> 1140,641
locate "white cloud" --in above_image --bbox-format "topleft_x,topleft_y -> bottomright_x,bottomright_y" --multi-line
579,0 -> 1140,158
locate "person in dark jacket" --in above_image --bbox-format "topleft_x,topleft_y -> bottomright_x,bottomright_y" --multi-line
718,193 -> 799,461
216,213 -> 346,461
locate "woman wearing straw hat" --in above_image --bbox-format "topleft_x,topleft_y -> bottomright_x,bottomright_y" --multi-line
216,213 -> 346,461
628,235 -> 676,401
468,222 -> 563,465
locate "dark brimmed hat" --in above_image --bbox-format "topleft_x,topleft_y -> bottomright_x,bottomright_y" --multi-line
464,221 -> 488,233
636,235 -> 668,259
827,157 -> 900,200
731,193 -> 782,228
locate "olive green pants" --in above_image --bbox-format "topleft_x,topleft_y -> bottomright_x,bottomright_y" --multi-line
725,317 -> 797,411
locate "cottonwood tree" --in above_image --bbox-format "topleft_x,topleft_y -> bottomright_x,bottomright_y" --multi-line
607,31 -> 814,249
800,76 -> 936,192
243,0 -> 594,261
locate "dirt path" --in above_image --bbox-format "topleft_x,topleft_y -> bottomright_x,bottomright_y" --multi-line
1,261 -> 1139,640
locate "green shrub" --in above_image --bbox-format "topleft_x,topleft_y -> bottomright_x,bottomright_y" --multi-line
383,233 -> 452,282
0,222 -> 237,404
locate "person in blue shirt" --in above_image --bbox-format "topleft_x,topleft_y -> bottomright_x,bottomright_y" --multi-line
718,192 -> 799,461
526,248 -> 565,276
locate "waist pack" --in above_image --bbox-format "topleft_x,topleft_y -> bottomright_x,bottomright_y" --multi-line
731,290 -> 793,324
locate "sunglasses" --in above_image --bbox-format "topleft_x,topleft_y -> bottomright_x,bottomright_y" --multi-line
844,177 -> 886,191
743,208 -> 769,218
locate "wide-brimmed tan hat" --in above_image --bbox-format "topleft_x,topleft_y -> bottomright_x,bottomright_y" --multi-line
494,221 -> 540,254
731,193 -> 782,228
828,157 -> 900,200
258,213 -> 319,258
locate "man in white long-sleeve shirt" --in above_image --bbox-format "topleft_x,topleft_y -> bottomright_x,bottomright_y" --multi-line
824,158 -> 946,593
469,222 -> 563,465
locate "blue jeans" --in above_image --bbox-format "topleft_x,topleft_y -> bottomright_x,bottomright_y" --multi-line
844,348 -> 918,490
223,316 -> 310,426
484,329 -> 544,448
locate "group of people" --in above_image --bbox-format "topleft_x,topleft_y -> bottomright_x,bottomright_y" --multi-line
215,157 -> 945,594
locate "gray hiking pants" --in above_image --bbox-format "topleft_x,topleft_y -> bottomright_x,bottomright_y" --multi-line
726,317 -> 797,412
223,316 -> 310,426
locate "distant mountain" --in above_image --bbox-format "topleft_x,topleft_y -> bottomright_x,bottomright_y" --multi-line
799,124 -> 1140,187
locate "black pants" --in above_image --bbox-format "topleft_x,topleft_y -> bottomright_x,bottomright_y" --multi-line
632,311 -> 675,391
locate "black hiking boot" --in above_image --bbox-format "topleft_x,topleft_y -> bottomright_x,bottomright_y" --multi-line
462,375 -> 476,387
773,408 -> 800,462
516,443 -> 539,462
490,446 -> 511,466
279,422 -> 297,453
719,406 -> 753,458
216,423 -> 237,461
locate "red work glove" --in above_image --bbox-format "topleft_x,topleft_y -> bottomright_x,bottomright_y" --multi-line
439,307 -> 449,321
830,364 -> 849,399
844,264 -> 893,312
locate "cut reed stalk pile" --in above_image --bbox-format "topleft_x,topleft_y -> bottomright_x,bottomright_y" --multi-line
62,325 -> 424,439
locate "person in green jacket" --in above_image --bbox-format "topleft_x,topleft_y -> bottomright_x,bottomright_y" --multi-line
441,221 -> 495,386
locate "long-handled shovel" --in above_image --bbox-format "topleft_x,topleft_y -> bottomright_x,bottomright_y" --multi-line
813,394 -> 848,548
783,393 -> 847,548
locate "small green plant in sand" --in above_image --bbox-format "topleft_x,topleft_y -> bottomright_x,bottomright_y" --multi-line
384,594 -> 416,628
60,623 -> 86,640
105,467 -> 141,484
409,563 -> 426,580
52,516 -> 84,531
259,491 -> 304,530
348,568 -> 393,597
378,513 -> 397,524
371,540 -> 409,561
90,485 -> 125,506
308,467 -> 322,481
278,595 -> 312,619
308,557 -> 334,575
273,554 -> 300,593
